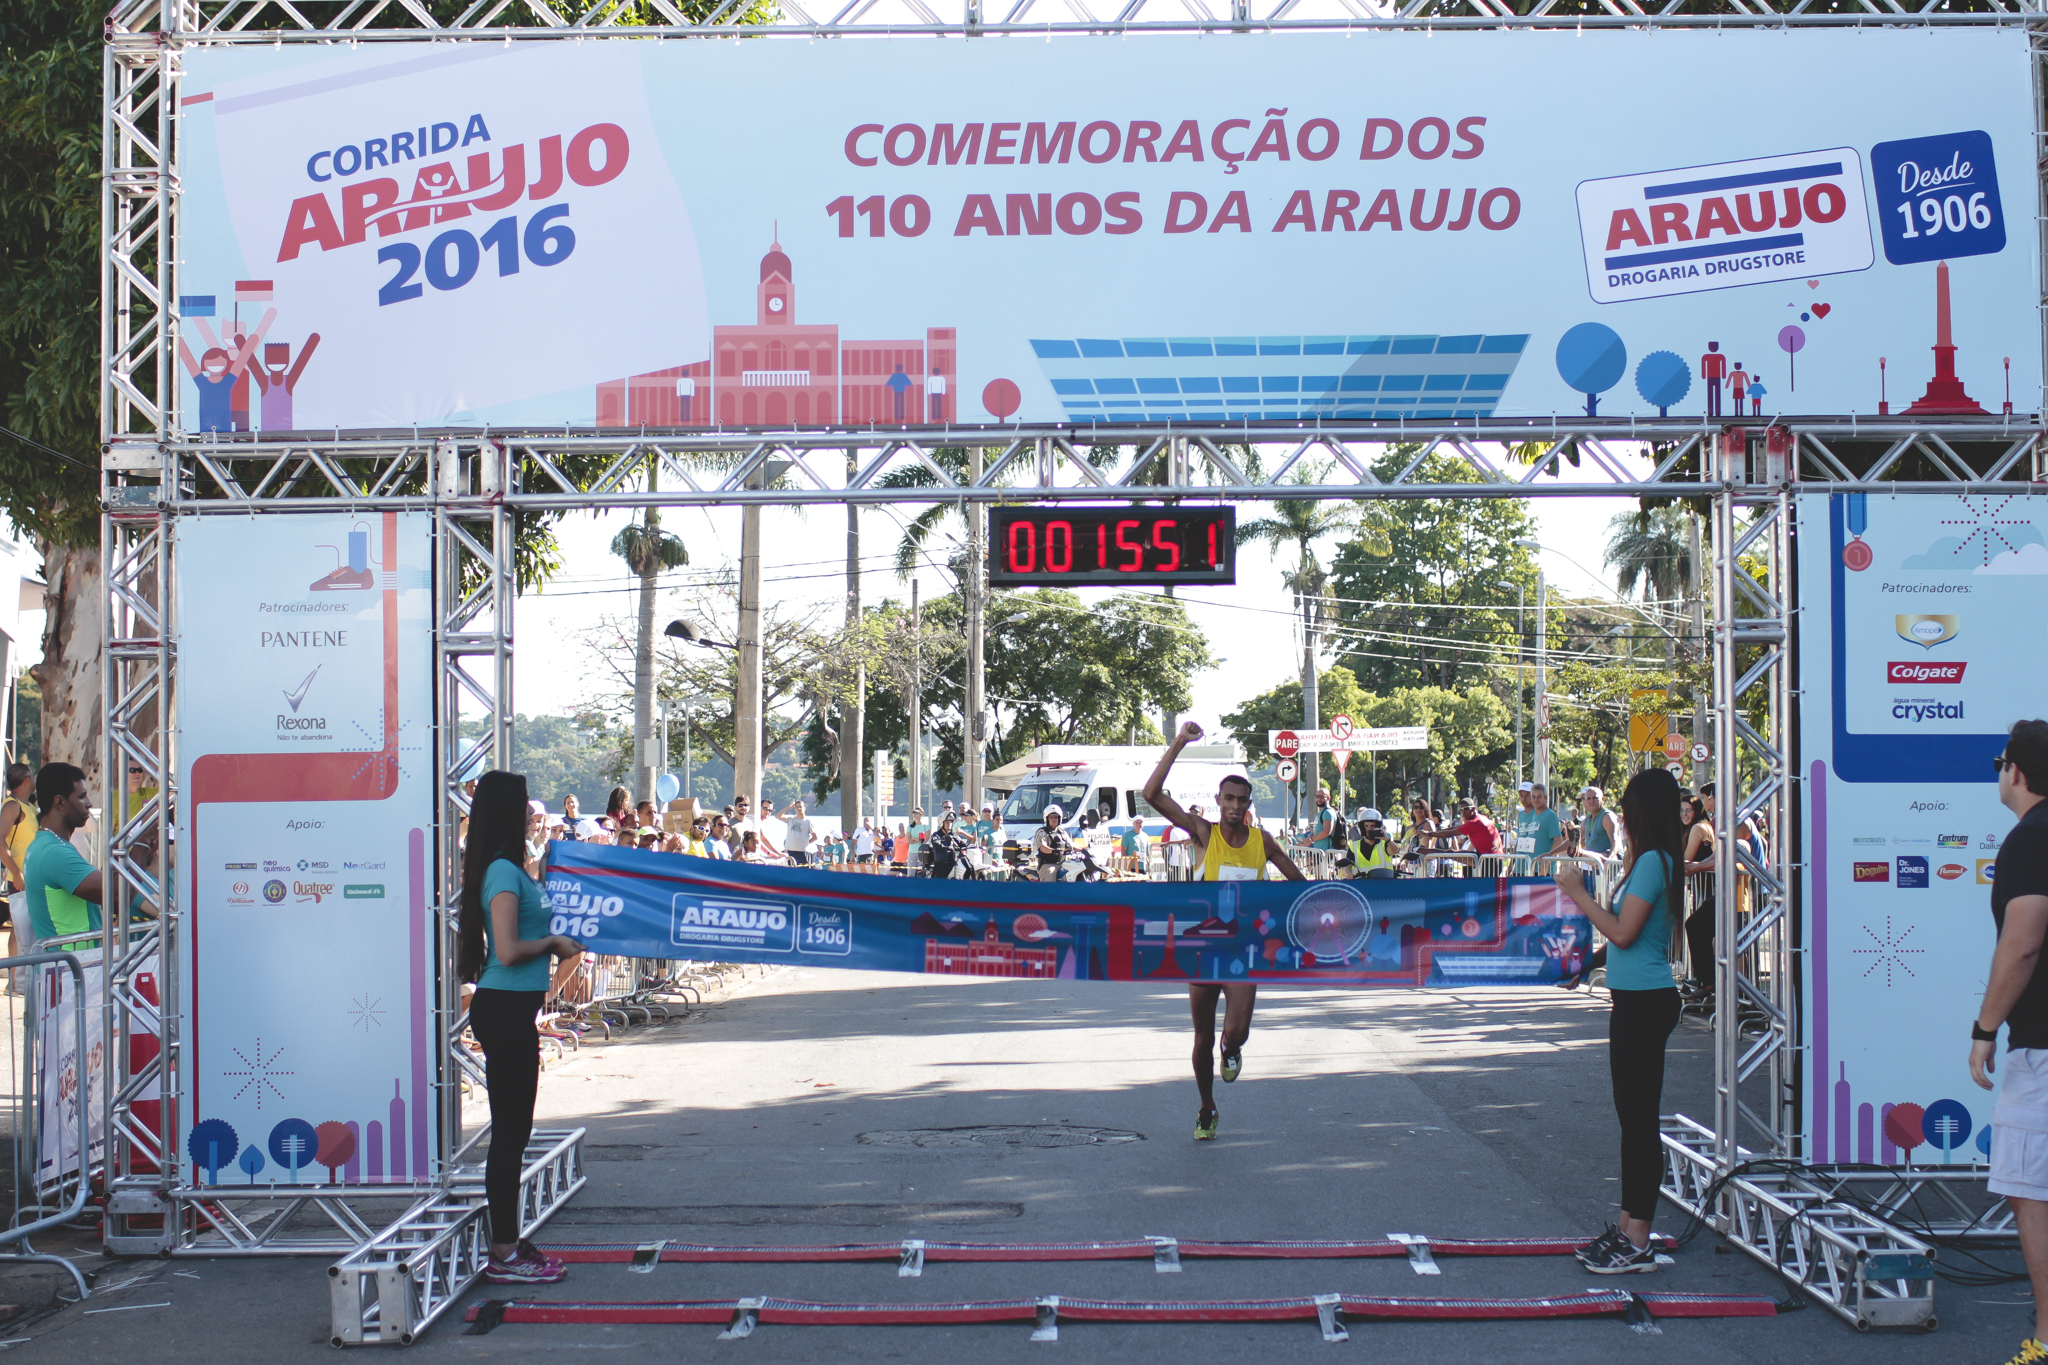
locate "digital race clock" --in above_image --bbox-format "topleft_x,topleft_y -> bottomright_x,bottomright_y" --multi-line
987,506 -> 1236,588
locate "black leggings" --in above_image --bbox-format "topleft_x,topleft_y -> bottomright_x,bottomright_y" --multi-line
1685,900 -> 1715,991
470,987 -> 544,1245
1609,987 -> 1681,1223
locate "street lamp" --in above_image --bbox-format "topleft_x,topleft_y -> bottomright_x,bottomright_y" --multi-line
1512,538 -> 1542,788
664,619 -> 737,650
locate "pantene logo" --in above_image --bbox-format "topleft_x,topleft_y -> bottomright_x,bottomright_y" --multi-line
1888,661 -> 1965,684
1896,615 -> 1959,649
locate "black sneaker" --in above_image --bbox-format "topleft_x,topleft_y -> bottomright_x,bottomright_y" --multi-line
1574,1225 -> 1623,1265
1584,1238 -> 1658,1275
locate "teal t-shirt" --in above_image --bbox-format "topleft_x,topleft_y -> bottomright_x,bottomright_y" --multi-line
1121,829 -> 1150,856
1606,850 -> 1677,991
971,819 -> 996,847
22,829 -> 100,951
478,857 -> 551,992
1515,807 -> 1562,858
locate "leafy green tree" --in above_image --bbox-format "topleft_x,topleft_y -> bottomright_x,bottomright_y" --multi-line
1353,686 -> 1512,807
1220,665 -> 1371,791
1326,452 -> 1539,693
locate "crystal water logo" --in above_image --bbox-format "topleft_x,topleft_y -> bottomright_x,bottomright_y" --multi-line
1897,856 -> 1930,888
1853,862 -> 1890,883
1576,147 -> 1873,303
1888,661 -> 1965,684
1896,614 -> 1959,649
671,894 -> 794,953
1893,699 -> 1965,722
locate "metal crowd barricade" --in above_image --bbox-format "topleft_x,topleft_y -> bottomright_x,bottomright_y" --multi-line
2,950 -> 95,1301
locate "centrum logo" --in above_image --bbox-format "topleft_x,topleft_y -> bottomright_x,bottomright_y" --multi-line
294,880 -> 337,903
343,884 -> 386,899
1896,614 -> 1959,649
1888,661 -> 1965,684
1893,699 -> 1965,721
1937,834 -> 1969,848
1852,862 -> 1890,882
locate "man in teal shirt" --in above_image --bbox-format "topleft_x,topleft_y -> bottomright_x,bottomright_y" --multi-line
22,763 -> 153,952
971,803 -> 999,851
1120,816 -> 1152,873
1305,787 -> 1338,851
1513,781 -> 1564,871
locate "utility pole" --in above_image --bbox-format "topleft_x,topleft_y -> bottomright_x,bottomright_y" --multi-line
1161,584 -> 1177,739
1515,579 -> 1525,786
734,464 -> 766,814
841,450 -> 865,833
1534,567 -> 1550,791
1688,510 -> 1707,788
630,460 -> 660,803
965,447 -> 986,812
908,578 -> 922,819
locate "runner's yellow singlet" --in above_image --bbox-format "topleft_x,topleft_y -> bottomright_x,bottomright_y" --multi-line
1200,822 -> 1268,881
2,798 -> 34,884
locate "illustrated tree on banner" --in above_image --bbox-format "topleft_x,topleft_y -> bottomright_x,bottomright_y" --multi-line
315,1121 -> 359,1183
187,1118 -> 238,1186
237,1144 -> 267,1184
268,1118 -> 318,1183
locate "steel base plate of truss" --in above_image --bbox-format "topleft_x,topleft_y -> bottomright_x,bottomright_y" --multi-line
1662,1115 -> 1936,1330
325,1129 -> 586,1346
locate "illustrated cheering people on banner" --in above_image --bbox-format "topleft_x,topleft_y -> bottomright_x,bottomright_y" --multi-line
177,307 -> 275,435
1142,721 -> 1307,1141
459,770 -> 585,1285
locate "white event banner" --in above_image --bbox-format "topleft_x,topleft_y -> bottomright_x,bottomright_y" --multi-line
1269,728 -> 1430,754
175,28 -> 2039,432
1797,491 -> 2046,1168
173,512 -> 438,1189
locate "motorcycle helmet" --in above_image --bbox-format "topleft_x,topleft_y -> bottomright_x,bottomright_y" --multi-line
1044,804 -> 1064,821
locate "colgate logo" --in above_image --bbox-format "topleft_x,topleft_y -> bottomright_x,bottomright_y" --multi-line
1888,661 -> 1966,684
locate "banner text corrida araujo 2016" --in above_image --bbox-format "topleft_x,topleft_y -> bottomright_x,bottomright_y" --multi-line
175,29 -> 2038,433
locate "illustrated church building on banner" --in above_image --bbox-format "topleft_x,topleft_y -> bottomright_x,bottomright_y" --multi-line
596,239 -> 957,428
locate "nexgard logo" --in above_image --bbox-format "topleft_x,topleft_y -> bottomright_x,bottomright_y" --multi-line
1576,148 -> 1873,303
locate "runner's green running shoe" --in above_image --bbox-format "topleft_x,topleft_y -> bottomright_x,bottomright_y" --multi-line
1194,1109 -> 1219,1141
1220,1046 -> 1242,1083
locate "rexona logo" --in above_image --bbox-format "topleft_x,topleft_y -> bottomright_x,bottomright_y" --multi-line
275,121 -> 629,265
293,880 -> 337,903
1893,699 -> 1965,721
1896,614 -> 1960,649
1938,863 -> 1967,880
671,895 -> 795,954
1576,148 -> 1874,304
1888,661 -> 1966,684
1852,862 -> 1890,882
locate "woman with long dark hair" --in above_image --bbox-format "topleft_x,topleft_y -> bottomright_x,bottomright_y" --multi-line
1551,766 -> 1686,1274
461,770 -> 584,1284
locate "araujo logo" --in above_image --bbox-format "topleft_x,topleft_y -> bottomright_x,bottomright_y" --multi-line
1576,147 -> 1873,304
1888,661 -> 1966,684
545,877 -> 625,937
1893,699 -> 1965,721
671,895 -> 795,954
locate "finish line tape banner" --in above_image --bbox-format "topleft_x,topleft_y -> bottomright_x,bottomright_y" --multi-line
175,28 -> 2037,432
545,843 -> 1591,988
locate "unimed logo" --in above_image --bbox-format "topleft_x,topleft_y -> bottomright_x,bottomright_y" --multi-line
1888,661 -> 1966,684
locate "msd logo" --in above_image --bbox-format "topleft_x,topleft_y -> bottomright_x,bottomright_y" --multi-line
1888,661 -> 1966,684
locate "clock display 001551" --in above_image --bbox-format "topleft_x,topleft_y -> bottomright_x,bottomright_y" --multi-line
987,506 -> 1236,587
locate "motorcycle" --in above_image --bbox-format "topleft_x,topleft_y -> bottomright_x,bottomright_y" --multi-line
946,845 -> 993,881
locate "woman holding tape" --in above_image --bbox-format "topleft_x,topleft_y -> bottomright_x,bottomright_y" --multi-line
1550,767 -> 1686,1274
460,770 -> 585,1285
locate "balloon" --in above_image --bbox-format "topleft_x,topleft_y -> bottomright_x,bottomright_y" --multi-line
656,772 -> 681,805
1777,325 -> 1806,354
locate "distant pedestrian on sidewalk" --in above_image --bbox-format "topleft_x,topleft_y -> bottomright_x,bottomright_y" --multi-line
1971,720 -> 2048,1365
460,770 -> 584,1286
1550,767 -> 1684,1275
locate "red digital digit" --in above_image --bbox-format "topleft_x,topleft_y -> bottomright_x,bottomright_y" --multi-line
1045,519 -> 1074,572
1114,519 -> 1144,571
1206,520 -> 1220,568
1097,522 -> 1109,571
1151,519 -> 1181,572
1008,520 -> 1035,573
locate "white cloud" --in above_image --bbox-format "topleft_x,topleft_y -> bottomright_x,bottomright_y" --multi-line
1974,543 -> 2048,576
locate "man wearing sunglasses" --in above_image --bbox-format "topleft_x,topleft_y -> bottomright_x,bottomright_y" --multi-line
1972,720 -> 2048,1365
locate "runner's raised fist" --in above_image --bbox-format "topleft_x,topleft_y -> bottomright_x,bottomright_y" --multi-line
1177,720 -> 1205,744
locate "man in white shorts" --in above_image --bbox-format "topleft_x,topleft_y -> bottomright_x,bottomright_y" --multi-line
1971,719 -> 2048,1365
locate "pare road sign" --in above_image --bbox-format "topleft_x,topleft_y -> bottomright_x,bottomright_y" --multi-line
1274,731 -> 1301,760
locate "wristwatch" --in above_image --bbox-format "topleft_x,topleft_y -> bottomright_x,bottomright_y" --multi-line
1973,1021 -> 2000,1043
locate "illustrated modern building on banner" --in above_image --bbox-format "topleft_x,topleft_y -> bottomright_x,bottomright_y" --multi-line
597,238 -> 957,428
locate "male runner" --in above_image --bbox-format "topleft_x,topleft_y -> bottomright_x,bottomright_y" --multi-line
1142,721 -> 1307,1140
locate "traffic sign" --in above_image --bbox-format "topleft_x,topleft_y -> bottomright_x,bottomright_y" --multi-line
1665,762 -> 1685,776
1331,749 -> 1353,771
1276,759 -> 1298,782
1274,730 -> 1301,760
1689,742 -> 1711,763
1268,726 -> 1428,754
1664,732 -> 1686,760
1330,714 -> 1355,742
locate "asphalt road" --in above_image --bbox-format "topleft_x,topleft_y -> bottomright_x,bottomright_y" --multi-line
7,969 -> 2029,1361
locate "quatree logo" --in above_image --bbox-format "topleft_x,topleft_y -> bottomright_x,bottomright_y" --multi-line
1895,615 -> 1959,650
282,665 -> 321,714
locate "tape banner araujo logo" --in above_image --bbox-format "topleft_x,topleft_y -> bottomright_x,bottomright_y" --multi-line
1577,148 -> 1873,303
672,895 -> 795,953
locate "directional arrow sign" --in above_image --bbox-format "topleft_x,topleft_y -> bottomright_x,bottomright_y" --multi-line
1274,730 -> 1301,760
1275,759 -> 1298,782
1330,714 -> 1355,743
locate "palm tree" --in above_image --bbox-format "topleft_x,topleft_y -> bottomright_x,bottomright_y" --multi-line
612,506 -> 690,802
1236,465 -> 1391,728
1604,505 -> 1693,601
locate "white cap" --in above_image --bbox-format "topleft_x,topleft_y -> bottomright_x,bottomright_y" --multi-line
1358,807 -> 1383,822
1517,781 -> 1535,792
1579,785 -> 1603,799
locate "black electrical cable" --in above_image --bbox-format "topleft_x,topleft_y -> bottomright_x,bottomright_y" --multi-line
0,424 -> 97,474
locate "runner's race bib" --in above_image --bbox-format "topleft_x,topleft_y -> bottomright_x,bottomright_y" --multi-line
1515,836 -> 1536,854
1216,865 -> 1260,881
